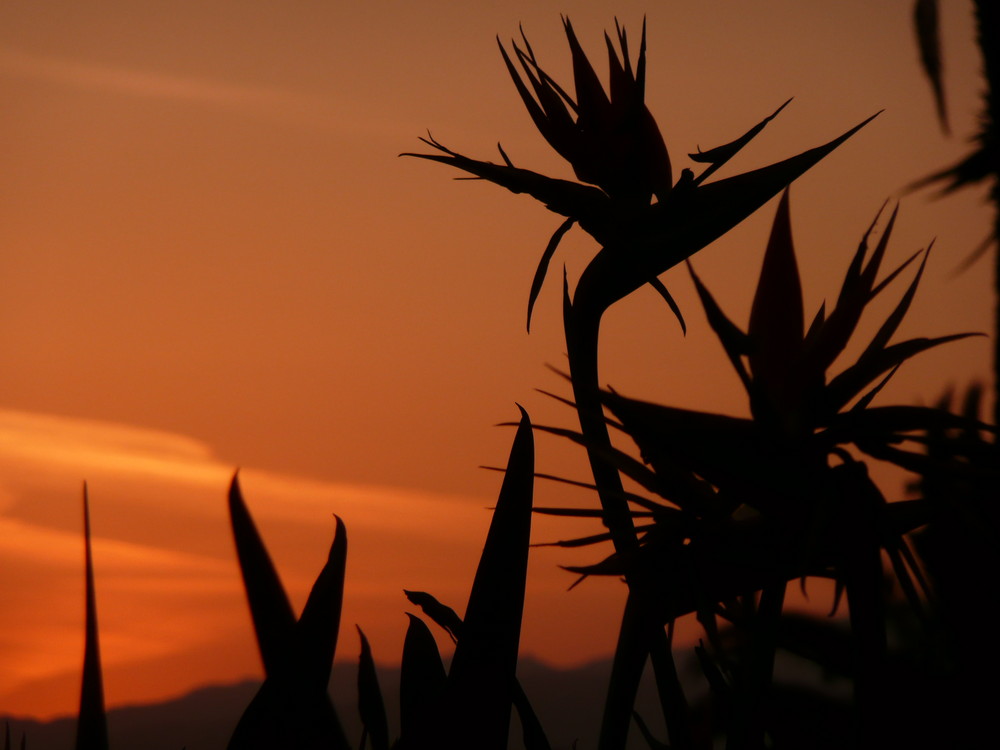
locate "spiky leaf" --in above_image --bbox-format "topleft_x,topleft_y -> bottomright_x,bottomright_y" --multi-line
357,627 -> 389,750
75,484 -> 109,750
440,406 -> 535,750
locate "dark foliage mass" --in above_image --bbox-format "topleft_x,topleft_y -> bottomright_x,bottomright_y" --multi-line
28,7 -> 998,750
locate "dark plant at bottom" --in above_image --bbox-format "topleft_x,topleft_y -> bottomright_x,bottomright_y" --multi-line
530,190 -> 990,747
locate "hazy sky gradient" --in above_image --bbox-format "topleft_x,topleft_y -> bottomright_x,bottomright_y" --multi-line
0,0 -> 992,718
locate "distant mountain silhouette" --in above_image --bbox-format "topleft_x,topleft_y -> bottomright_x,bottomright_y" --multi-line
1,657 -> 668,750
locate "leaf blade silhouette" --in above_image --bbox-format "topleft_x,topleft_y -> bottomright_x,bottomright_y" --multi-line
748,188 -> 803,412
227,473 -> 296,677
75,484 -> 109,750
528,217 -> 576,332
399,613 -> 447,741
441,406 -> 535,749
226,486 -> 350,750
357,626 -> 389,750
295,515 -> 348,692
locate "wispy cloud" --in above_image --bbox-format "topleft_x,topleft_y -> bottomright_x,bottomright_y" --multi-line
0,45 -> 356,131
0,408 -> 624,719
1,45 -> 313,106
0,408 -> 499,717
0,408 -> 226,491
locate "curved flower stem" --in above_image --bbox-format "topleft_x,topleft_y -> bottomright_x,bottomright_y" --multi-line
564,272 -> 694,750
562,295 -> 641,563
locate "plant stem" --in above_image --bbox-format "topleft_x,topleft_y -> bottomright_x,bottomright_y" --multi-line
564,280 -> 695,749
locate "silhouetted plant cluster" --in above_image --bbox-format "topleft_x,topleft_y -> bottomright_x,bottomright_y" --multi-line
27,8 -> 999,750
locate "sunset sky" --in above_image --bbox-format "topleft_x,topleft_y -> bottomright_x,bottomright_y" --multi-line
0,0 -> 993,720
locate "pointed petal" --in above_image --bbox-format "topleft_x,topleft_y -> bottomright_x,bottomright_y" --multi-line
497,40 -> 554,143
604,31 -> 630,107
687,260 -> 752,390
690,98 -> 792,185
403,137 -> 609,229
504,42 -> 579,164
527,218 -> 576,332
648,276 -> 686,335
562,17 -> 611,126
634,18 -> 648,102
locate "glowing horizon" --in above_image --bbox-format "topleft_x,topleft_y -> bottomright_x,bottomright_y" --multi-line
0,407 -> 637,719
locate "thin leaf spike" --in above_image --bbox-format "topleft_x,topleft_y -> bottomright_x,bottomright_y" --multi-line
226,480 -> 350,750
527,217 -> 576,332
861,246 -> 931,359
295,515 -> 348,691
440,406 -> 535,750
227,473 -> 296,677
687,260 -> 752,389
690,98 -> 792,185
859,203 -> 899,296
562,17 -> 611,127
806,203 -> 898,376
748,189 -> 804,418
357,627 -> 390,750
648,277 -> 687,335
75,483 -> 109,750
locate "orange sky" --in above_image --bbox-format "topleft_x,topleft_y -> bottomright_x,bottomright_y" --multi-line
0,0 -> 993,720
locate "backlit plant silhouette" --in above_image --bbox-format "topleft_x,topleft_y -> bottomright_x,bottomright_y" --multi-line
56,13 -> 998,750
410,16 -> 993,750
912,0 -> 998,426
410,17 -> 871,749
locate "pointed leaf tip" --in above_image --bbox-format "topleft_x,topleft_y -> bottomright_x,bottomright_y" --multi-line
227,476 -> 296,659
443,405 -> 534,748
77,484 -> 109,750
357,626 -> 389,750
749,188 -> 804,394
527,217 -> 575,332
